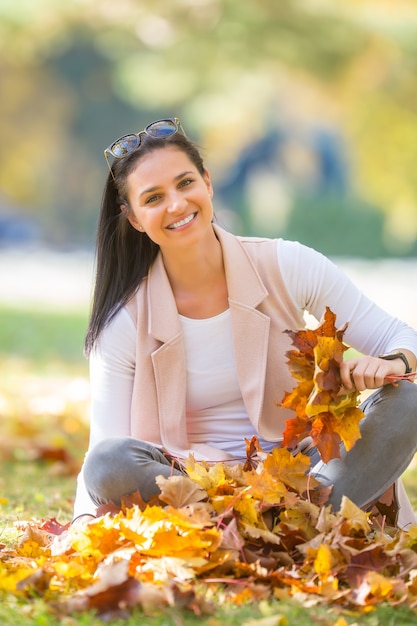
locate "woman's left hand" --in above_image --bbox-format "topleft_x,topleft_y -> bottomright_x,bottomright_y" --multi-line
339,355 -> 406,392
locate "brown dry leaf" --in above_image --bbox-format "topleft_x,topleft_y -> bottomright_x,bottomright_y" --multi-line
17,524 -> 52,550
156,474 -> 207,508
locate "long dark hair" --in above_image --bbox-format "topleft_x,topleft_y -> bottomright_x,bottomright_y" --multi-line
84,132 -> 206,356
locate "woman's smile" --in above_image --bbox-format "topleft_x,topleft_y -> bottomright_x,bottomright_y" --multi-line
166,212 -> 197,230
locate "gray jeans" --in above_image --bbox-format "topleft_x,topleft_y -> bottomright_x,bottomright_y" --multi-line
83,381 -> 417,511
310,380 -> 417,509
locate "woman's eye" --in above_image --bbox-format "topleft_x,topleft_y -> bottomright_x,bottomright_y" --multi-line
179,178 -> 193,188
145,194 -> 160,204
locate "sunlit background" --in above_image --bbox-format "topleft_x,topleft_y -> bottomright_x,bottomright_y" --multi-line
0,1 -> 417,498
0,0 -> 417,253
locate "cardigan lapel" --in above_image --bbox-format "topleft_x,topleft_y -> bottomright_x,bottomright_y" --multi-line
147,255 -> 189,452
213,226 -> 271,428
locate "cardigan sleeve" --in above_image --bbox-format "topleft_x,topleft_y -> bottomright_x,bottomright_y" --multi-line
276,239 -> 417,359
73,307 -> 137,517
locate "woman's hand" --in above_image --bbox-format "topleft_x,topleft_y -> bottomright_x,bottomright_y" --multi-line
339,355 -> 408,392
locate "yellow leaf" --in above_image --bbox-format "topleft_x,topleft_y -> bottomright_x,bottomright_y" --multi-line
339,496 -> 371,533
263,447 -> 319,494
233,494 -> 262,527
185,457 -> 230,495
118,505 -> 221,559
279,500 -> 320,540
244,467 -> 287,504
355,570 -> 398,605
330,618 -> 349,626
313,543 -> 334,577
0,562 -> 38,592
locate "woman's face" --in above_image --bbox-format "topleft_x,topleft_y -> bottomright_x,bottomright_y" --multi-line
123,146 -> 214,252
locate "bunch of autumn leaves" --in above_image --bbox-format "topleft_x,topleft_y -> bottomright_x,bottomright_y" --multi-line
3,307 -> 417,618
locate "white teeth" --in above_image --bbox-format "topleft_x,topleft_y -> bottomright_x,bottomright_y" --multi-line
168,213 -> 195,229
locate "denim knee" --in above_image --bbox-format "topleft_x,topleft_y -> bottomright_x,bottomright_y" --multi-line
83,436 -> 183,506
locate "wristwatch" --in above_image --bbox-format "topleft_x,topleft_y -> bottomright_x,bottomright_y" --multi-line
378,351 -> 412,374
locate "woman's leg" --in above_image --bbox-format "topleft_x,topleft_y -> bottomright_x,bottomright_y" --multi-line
83,436 -> 184,507
310,381 -> 417,511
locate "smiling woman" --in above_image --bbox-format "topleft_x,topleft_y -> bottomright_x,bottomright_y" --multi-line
73,117 -> 417,531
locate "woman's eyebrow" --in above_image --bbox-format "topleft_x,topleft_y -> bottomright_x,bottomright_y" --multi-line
139,171 -> 194,197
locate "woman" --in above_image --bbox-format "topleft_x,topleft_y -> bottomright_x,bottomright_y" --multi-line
73,118 -> 417,528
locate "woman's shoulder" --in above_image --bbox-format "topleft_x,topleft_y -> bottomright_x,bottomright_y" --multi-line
235,231 -> 322,259
93,305 -> 136,356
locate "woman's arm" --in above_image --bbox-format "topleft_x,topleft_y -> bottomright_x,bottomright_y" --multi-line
73,307 -> 137,518
276,239 -> 417,390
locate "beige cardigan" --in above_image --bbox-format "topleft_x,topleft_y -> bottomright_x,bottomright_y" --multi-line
125,224 -> 303,461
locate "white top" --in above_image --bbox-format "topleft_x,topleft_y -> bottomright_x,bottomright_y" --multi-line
74,239 -> 417,516
180,310 -> 276,457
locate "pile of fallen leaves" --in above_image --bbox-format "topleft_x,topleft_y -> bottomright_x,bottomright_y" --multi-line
0,365 -> 89,469
1,308 -> 417,620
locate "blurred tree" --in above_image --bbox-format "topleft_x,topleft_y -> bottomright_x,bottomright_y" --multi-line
0,0 -> 416,253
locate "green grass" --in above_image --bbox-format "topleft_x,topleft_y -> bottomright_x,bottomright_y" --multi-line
0,305 -> 88,366
1,305 -> 417,625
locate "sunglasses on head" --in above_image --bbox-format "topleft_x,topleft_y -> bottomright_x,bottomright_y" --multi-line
104,117 -> 186,180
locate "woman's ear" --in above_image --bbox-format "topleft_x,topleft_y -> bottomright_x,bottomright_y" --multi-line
120,203 -> 143,232
203,168 -> 214,198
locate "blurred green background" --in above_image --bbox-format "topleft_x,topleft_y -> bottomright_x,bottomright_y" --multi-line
1,0 -> 417,257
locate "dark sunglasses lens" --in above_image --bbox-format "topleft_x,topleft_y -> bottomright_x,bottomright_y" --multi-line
111,134 -> 140,157
146,120 -> 177,138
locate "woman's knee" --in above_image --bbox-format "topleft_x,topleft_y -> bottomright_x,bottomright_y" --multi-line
83,436 -> 182,506
361,380 -> 417,434
84,437 -> 155,472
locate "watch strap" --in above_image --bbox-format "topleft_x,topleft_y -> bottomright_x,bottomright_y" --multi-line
378,351 -> 412,374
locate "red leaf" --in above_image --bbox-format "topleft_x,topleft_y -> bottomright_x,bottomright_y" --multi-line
40,518 -> 70,536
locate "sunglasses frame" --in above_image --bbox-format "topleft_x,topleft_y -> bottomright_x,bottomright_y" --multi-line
104,117 -> 186,180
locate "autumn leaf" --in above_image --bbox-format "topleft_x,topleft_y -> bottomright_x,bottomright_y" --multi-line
243,435 -> 267,471
185,457 -> 232,495
352,570 -> 403,606
339,496 -> 371,534
278,499 -> 321,541
313,543 -> 340,579
40,518 -> 70,536
281,307 -> 365,463
262,447 -> 319,495
244,466 -> 288,505
156,474 -> 207,508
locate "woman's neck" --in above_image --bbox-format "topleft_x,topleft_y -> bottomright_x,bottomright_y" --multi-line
161,232 -> 229,318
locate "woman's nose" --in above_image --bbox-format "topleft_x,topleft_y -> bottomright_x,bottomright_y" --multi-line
167,192 -> 186,213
